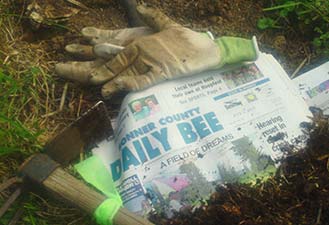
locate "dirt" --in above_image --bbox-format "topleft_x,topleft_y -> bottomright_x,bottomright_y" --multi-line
16,0 -> 126,58
149,115 -> 329,225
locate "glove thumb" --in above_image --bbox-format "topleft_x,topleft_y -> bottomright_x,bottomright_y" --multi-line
136,5 -> 180,32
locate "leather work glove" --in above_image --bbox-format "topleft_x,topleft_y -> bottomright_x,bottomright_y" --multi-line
56,5 -> 259,99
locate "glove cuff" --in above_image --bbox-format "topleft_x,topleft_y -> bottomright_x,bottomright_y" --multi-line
214,36 -> 259,67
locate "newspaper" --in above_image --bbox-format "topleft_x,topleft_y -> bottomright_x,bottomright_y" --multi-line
293,61 -> 329,114
92,53 -> 311,218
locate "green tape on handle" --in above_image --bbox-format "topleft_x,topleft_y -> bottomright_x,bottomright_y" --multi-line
75,155 -> 123,225
94,199 -> 122,225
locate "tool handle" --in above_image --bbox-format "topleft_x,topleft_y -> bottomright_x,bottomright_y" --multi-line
20,154 -> 153,225
43,167 -> 153,225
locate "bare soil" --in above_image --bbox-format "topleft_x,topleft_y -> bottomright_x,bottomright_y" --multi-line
150,116 -> 329,225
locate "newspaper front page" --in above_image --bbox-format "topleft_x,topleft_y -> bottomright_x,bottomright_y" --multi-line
93,53 -> 311,218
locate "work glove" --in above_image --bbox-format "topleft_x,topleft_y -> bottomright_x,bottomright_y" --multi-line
55,26 -> 153,85
56,5 -> 259,99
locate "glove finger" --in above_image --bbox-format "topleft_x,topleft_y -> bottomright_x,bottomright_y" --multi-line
113,27 -> 154,45
101,78 -> 122,99
82,27 -> 115,44
82,26 -> 154,45
101,68 -> 165,98
55,59 -> 104,84
136,5 -> 180,32
90,45 -> 139,84
110,56 -> 152,77
65,44 -> 95,60
93,43 -> 124,59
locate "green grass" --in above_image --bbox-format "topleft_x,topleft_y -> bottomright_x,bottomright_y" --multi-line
0,66 -> 44,156
258,0 -> 329,55
0,3 -> 54,223
0,0 -> 44,157
0,65 -> 50,224
0,2 -> 93,223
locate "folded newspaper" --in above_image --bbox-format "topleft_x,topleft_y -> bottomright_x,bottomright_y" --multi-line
293,61 -> 329,114
79,53 -> 318,218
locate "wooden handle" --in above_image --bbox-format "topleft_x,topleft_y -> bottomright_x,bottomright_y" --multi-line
20,154 -> 154,225
43,168 -> 105,214
43,167 -> 154,225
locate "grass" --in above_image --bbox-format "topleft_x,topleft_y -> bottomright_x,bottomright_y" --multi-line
0,2 -> 50,223
0,1 -> 82,224
0,0 -> 97,223
258,0 -> 329,55
0,66 -> 44,156
0,1 -> 49,158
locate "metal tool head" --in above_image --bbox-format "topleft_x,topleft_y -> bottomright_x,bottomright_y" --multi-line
44,101 -> 113,166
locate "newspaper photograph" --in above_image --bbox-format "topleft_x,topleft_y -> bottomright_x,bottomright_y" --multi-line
93,53 -> 311,218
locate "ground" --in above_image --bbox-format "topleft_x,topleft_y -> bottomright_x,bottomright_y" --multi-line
0,0 -> 324,224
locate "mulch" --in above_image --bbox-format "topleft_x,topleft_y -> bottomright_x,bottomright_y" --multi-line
150,113 -> 329,225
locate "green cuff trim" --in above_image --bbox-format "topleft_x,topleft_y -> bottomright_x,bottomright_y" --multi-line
215,36 -> 258,67
94,199 -> 122,225
75,155 -> 123,225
